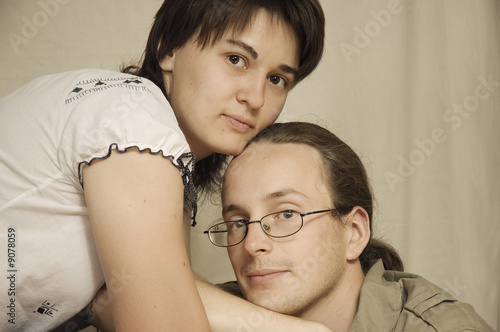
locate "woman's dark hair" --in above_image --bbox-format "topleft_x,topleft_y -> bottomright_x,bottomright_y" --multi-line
247,122 -> 404,273
122,0 -> 325,195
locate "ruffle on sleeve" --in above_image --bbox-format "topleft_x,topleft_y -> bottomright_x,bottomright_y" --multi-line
77,144 -> 198,226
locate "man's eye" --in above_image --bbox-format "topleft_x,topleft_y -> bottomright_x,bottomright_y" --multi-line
273,210 -> 296,221
236,220 -> 247,228
228,220 -> 247,230
281,211 -> 296,219
268,75 -> 287,87
227,55 -> 246,68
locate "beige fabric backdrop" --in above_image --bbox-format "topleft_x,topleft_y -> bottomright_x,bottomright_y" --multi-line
1,0 -> 498,329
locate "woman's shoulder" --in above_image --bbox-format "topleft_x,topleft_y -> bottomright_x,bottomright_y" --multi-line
61,69 -> 163,103
2,69 -> 164,109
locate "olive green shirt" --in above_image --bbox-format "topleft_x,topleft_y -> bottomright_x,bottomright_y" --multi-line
349,260 -> 494,332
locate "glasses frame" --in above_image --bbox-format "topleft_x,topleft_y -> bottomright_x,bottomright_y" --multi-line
204,208 -> 336,247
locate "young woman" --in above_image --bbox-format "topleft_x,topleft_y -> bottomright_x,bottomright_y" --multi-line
0,1 -> 324,331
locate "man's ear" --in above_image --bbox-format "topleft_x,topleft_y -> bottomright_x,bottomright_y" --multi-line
345,206 -> 370,261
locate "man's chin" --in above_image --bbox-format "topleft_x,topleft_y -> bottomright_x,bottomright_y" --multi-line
245,291 -> 293,314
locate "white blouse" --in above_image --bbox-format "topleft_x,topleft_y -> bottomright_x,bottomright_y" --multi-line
0,69 -> 194,331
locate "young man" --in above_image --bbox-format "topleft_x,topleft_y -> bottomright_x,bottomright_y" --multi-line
207,122 -> 494,332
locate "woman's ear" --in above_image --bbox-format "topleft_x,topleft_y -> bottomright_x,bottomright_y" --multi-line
159,52 -> 176,96
159,52 -> 176,72
345,206 -> 370,261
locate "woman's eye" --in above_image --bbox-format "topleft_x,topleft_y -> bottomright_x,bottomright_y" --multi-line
227,55 -> 246,68
268,75 -> 287,88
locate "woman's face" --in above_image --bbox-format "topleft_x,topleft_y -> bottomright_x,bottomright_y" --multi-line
160,10 -> 299,160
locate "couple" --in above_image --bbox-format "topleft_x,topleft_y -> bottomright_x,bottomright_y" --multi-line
94,121 -> 493,331
0,0 -> 492,330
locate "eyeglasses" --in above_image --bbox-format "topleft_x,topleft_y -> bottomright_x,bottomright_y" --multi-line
204,209 -> 336,247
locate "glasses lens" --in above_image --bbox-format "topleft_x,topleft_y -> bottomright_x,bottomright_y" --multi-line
261,211 -> 302,237
209,221 -> 246,247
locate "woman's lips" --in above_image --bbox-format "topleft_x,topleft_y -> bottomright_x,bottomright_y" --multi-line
223,114 -> 253,132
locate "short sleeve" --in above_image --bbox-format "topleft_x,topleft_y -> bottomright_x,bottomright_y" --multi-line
58,72 -> 197,216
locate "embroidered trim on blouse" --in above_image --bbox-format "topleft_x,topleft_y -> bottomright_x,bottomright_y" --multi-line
65,76 -> 149,105
78,143 -> 198,226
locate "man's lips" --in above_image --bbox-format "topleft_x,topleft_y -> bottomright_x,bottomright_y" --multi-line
247,269 -> 288,284
223,114 -> 254,132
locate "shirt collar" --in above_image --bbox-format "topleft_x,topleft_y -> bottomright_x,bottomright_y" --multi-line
349,260 -> 403,331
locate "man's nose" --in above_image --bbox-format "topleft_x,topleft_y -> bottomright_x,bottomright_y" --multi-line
242,221 -> 273,254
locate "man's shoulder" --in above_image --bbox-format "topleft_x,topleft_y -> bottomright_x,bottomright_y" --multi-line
384,269 -> 494,332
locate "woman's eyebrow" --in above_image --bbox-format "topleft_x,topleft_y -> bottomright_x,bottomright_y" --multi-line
279,64 -> 298,79
226,39 -> 258,59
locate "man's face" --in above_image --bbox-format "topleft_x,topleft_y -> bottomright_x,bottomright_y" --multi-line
160,10 -> 299,160
223,142 -> 350,317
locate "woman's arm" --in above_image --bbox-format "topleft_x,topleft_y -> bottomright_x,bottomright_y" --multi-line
194,275 -> 333,332
83,148 -> 210,331
90,275 -> 332,332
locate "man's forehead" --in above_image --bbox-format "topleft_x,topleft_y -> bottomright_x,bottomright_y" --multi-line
223,187 -> 307,213
225,142 -> 320,179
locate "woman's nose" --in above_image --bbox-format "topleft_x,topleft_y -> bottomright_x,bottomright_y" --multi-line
236,74 -> 266,110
